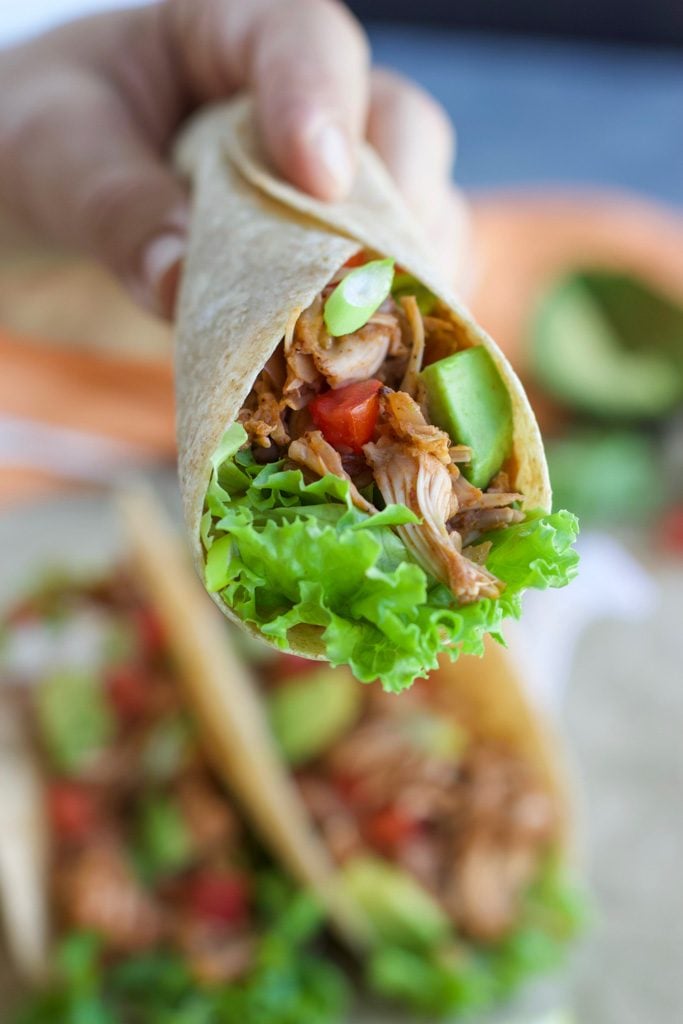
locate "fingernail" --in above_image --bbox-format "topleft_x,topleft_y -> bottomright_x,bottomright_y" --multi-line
142,232 -> 186,319
309,119 -> 354,200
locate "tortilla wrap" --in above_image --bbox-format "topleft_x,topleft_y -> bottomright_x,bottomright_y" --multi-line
174,96 -> 552,661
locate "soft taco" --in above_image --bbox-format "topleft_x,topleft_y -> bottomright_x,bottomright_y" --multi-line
254,641 -> 583,1017
174,97 -> 579,692
0,565 -> 349,1024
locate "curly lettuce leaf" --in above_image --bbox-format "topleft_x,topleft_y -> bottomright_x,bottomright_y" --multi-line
203,426 -> 579,691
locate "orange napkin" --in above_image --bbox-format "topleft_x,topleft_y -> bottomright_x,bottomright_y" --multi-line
0,328 -> 174,507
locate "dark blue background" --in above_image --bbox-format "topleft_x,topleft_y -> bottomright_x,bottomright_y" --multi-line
370,26 -> 683,206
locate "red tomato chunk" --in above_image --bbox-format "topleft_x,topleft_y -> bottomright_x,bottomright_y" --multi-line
186,872 -> 250,926
310,379 -> 382,452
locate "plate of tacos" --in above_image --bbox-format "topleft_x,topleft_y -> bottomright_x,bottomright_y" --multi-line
0,490 -> 584,1022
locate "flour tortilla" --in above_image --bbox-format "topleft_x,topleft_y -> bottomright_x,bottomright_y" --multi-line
174,96 -> 551,658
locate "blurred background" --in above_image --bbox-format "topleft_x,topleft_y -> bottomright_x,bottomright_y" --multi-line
0,2 -> 682,1023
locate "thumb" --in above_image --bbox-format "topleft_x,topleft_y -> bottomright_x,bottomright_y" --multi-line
0,69 -> 187,316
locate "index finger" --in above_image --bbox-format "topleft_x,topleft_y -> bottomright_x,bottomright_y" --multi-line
252,0 -> 370,200
165,0 -> 370,201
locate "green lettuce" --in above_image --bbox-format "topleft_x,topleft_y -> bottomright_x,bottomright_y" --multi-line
203,424 -> 579,692
367,858 -> 587,1018
14,878 -> 348,1024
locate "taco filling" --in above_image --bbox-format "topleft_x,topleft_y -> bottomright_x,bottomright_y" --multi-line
2,574 -> 347,1024
261,651 -> 584,1017
203,252 -> 579,691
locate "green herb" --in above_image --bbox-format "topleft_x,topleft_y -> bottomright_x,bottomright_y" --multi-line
323,258 -> 395,336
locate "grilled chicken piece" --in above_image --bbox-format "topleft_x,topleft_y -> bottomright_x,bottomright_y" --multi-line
365,438 -> 502,602
57,842 -> 165,952
289,431 -> 377,514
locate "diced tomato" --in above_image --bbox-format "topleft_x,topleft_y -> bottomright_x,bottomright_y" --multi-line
106,663 -> 151,721
661,504 -> 683,555
47,781 -> 98,841
343,251 -> 369,268
268,653 -> 321,684
310,379 -> 382,453
365,806 -> 420,853
186,871 -> 250,926
133,603 -> 166,660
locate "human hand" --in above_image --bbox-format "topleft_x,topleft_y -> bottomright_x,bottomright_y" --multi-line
0,0 -> 460,317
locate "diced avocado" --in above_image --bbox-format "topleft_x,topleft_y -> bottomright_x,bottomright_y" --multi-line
35,669 -> 115,774
135,794 -> 193,881
399,710 -> 467,761
342,855 -> 450,950
420,347 -> 513,489
268,669 -> 361,766
532,272 -> 683,419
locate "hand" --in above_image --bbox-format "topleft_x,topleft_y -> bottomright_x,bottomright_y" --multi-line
0,0 -> 460,316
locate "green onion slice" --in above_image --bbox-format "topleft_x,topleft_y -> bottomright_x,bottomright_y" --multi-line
324,258 -> 395,336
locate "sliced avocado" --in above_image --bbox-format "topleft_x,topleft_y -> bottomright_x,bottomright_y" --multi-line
420,346 -> 513,489
342,855 -> 450,950
36,669 -> 114,774
268,669 -> 361,766
532,272 -> 683,419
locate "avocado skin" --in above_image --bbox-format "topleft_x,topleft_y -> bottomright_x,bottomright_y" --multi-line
420,347 -> 513,489
267,669 -> 361,767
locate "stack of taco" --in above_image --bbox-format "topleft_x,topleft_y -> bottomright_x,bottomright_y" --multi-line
0,494 -> 582,1020
174,98 -> 579,693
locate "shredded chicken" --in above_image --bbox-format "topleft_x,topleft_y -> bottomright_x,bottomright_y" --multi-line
287,296 -> 397,392
399,295 -> 426,397
177,774 -> 240,857
450,507 -> 525,546
446,839 -> 539,942
379,389 -> 451,464
365,437 -> 502,602
449,445 -> 472,464
238,370 -> 289,448
288,431 -> 377,514
177,919 -> 256,985
423,314 -> 463,364
57,843 -> 165,952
